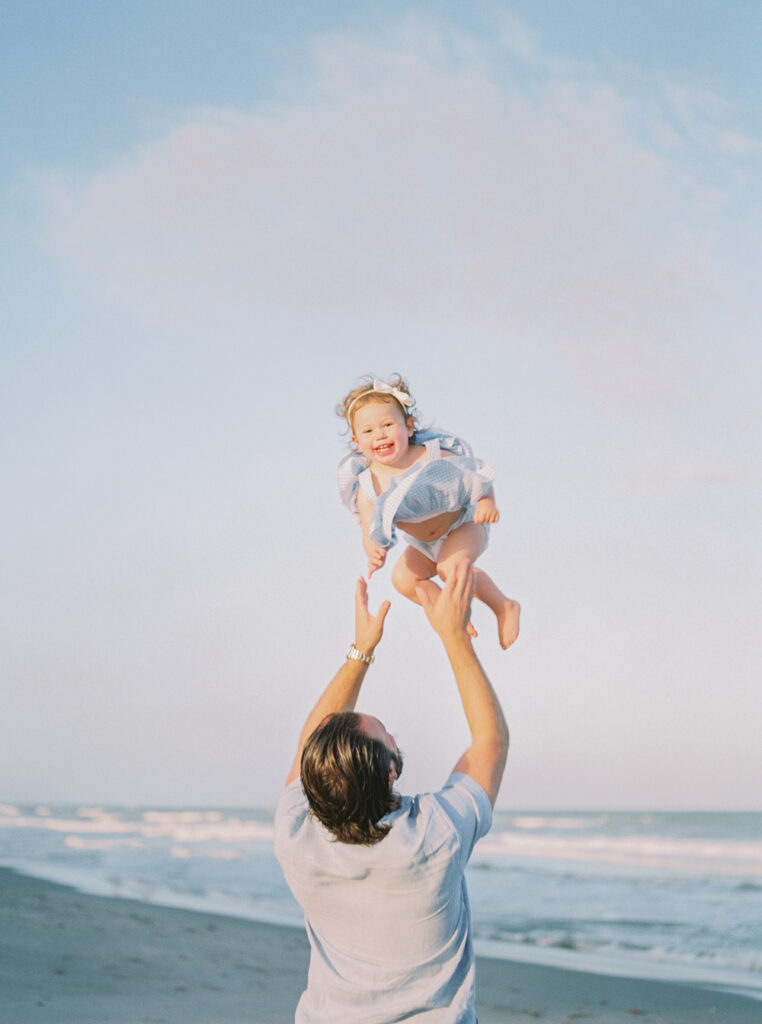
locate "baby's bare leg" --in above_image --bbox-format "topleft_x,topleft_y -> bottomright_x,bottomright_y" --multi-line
392,546 -> 478,636
391,546 -> 437,601
437,523 -> 520,649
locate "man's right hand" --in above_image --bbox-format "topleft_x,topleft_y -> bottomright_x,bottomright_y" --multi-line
418,560 -> 509,806
416,560 -> 476,641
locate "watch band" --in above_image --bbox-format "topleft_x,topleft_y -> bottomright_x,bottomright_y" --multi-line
346,644 -> 374,665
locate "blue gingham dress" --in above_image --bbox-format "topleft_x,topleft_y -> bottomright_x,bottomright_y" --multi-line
337,429 -> 495,549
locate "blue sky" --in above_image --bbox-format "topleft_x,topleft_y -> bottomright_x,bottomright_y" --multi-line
2,2 -> 760,809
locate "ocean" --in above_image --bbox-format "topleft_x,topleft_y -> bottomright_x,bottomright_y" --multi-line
1,802 -> 760,999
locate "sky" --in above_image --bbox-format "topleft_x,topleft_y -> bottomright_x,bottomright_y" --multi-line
2,1 -> 760,810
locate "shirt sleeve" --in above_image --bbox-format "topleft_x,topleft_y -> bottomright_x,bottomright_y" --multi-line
434,772 -> 493,869
273,778 -> 308,863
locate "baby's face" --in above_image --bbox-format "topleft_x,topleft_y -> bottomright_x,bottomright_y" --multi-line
352,399 -> 413,467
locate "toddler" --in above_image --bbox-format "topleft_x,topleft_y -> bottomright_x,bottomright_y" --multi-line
337,375 -> 520,649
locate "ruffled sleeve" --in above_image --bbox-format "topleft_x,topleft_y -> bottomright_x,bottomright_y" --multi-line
414,428 -> 474,458
337,450 -> 369,525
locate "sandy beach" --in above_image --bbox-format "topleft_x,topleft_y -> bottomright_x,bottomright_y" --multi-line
1,867 -> 758,1024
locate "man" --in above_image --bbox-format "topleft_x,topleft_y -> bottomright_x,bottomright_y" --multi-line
274,562 -> 510,1022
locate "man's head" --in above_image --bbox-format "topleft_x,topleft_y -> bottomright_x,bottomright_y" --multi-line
301,711 -> 403,846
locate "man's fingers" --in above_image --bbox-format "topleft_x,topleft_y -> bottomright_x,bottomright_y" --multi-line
449,559 -> 473,601
375,600 -> 392,627
415,585 -> 434,616
451,561 -> 476,617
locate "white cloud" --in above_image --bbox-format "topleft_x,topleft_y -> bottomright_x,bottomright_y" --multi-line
716,129 -> 762,156
660,80 -> 762,156
662,81 -> 730,126
41,22 -> 743,418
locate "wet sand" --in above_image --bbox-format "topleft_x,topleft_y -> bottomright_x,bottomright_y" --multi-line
1,867 -> 758,1023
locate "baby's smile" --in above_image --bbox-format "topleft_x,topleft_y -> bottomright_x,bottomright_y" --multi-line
351,398 -> 415,470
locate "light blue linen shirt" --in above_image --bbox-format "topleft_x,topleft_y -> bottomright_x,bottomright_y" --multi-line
274,773 -> 492,1023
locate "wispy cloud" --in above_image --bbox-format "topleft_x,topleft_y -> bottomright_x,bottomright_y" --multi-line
659,80 -> 762,156
41,18 -> 756,419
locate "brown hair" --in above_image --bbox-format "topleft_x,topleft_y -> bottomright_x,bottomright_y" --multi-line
300,711 -> 402,845
335,374 -> 418,438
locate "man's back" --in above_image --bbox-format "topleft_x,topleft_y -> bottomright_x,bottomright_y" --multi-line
274,772 -> 492,1023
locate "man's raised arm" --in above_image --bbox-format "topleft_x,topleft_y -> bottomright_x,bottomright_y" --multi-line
284,579 -> 390,787
416,563 -> 509,807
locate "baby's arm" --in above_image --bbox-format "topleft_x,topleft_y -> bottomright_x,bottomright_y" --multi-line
473,486 -> 500,524
356,489 -> 387,578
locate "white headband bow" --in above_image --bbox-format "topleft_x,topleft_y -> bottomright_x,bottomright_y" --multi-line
370,378 -> 414,407
346,378 -> 414,422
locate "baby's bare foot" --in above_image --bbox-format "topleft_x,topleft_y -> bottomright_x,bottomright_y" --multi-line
467,620 -> 478,639
497,599 -> 520,650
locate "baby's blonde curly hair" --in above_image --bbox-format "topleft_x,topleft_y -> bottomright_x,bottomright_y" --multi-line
336,374 -> 419,437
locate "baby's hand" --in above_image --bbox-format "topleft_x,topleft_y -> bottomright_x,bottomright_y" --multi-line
367,547 -> 387,578
474,497 -> 500,524
363,539 -> 387,578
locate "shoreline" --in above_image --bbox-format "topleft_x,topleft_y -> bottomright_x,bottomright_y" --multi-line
7,856 -> 760,1000
1,866 -> 759,1023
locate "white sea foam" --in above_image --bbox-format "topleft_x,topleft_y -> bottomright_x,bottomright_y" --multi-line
477,831 -> 762,875
1,814 -> 136,835
471,936 -> 762,998
0,859 -> 126,898
139,818 -> 274,843
64,836 -> 146,851
169,845 -> 243,861
141,810 -> 224,824
512,815 -> 608,830
0,807 -> 274,844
